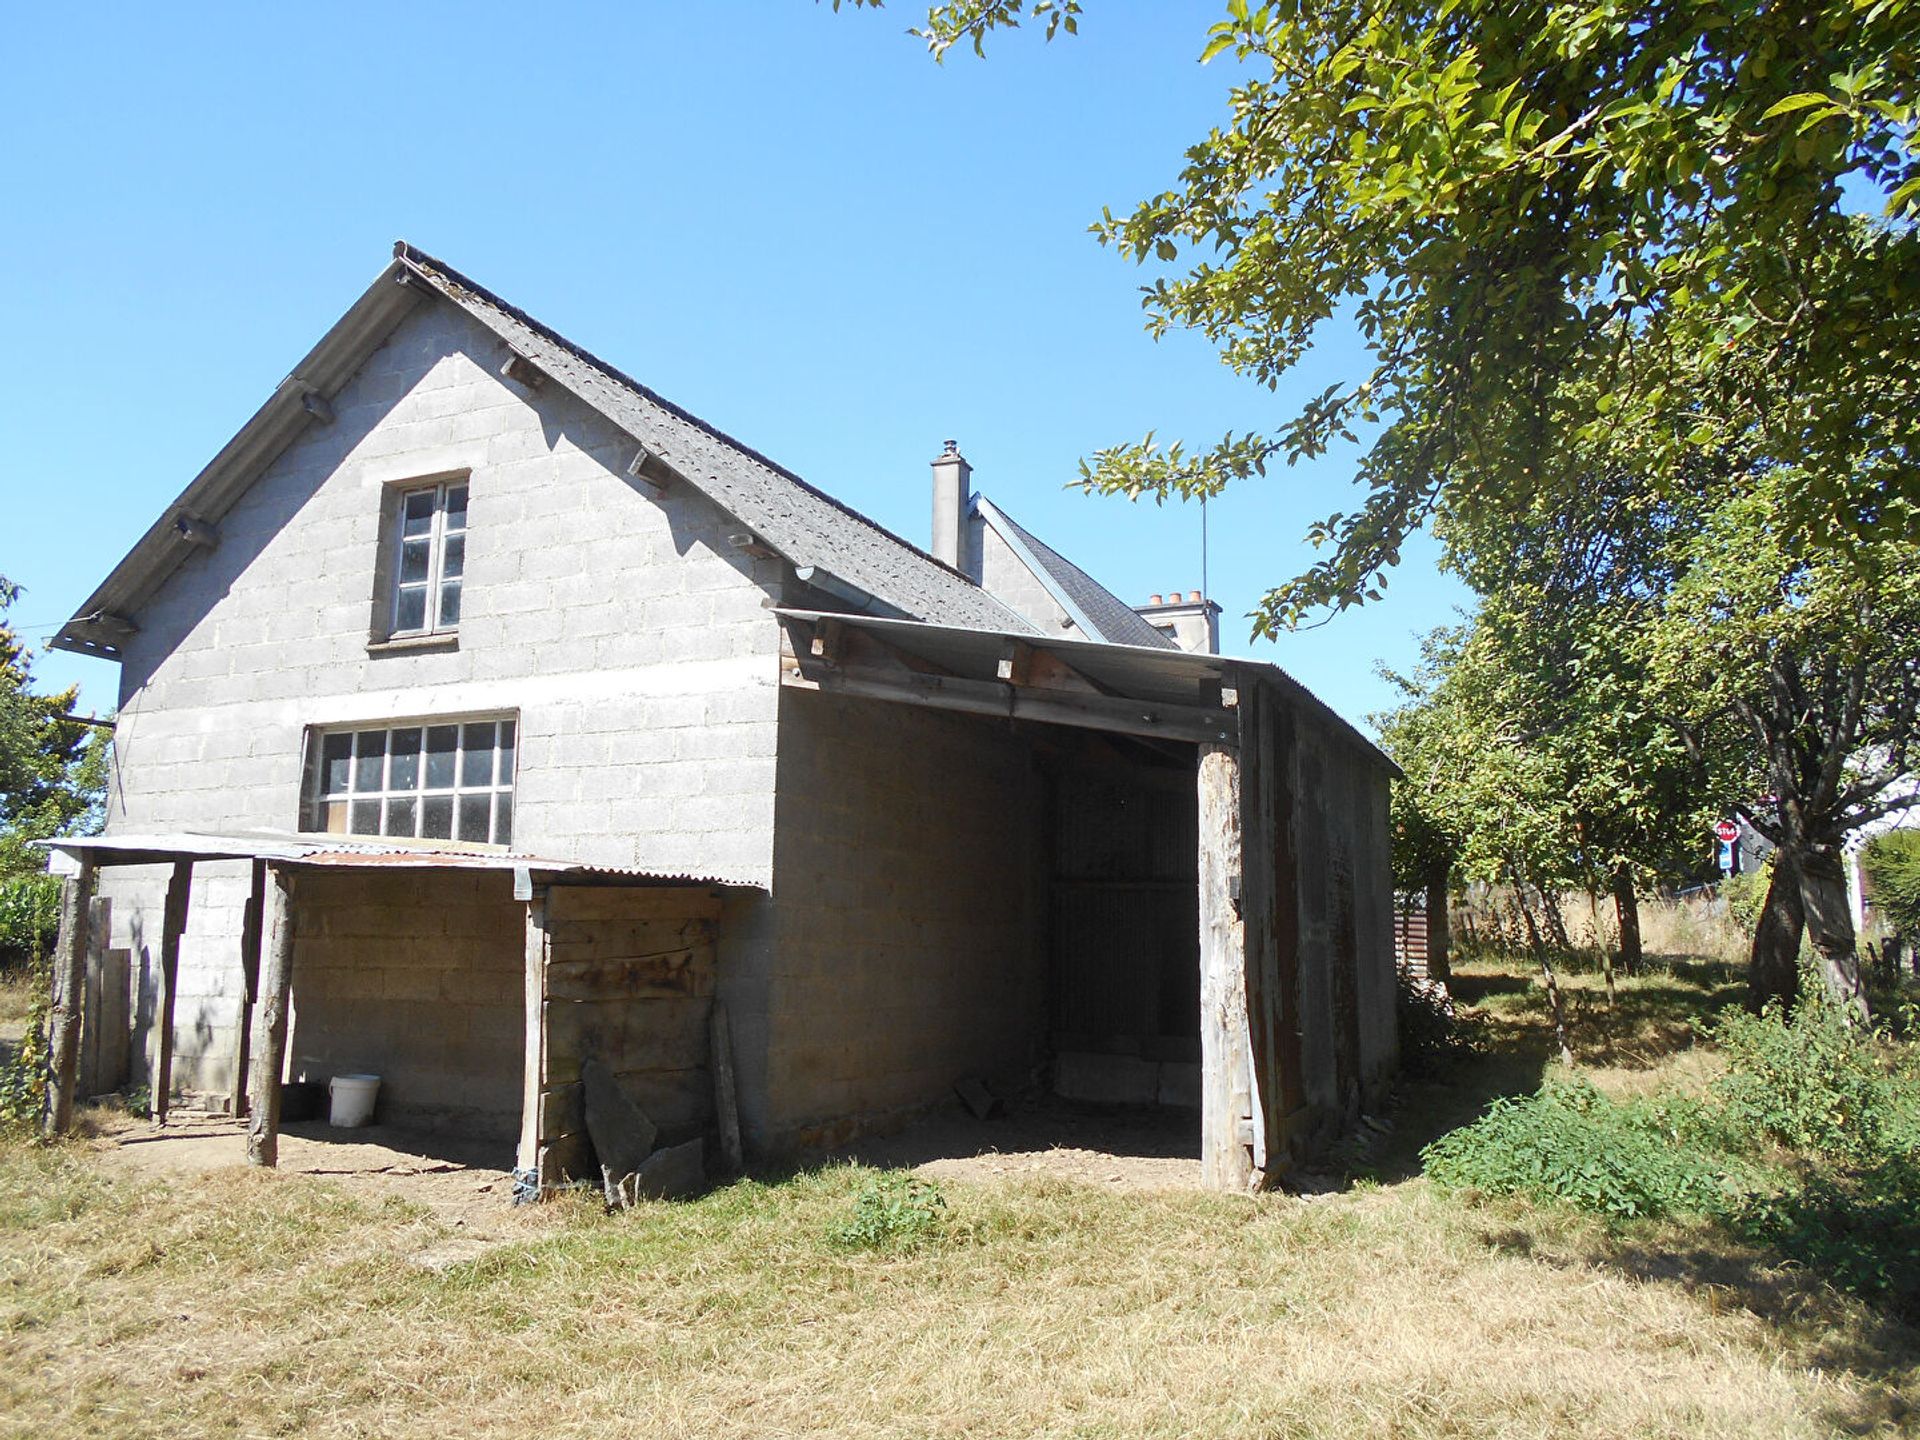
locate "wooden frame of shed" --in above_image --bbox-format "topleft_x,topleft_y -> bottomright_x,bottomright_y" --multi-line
39,834 -> 750,1192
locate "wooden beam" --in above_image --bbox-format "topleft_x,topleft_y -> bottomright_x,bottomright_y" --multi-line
626,446 -> 667,500
231,858 -> 266,1119
809,617 -> 847,665
151,860 -> 192,1127
786,662 -> 1233,746
996,640 -> 1034,686
501,349 -> 545,389
710,999 -> 744,1178
42,858 -> 95,1138
517,888 -> 550,1184
173,514 -> 219,549
1199,743 -> 1257,1191
246,866 -> 295,1167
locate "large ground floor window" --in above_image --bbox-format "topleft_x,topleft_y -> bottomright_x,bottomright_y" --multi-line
304,717 -> 516,846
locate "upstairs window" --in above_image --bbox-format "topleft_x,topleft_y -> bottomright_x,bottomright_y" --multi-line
391,481 -> 467,636
304,718 -> 516,846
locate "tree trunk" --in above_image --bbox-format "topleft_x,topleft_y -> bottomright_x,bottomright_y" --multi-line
1423,862 -> 1451,987
1611,864 -> 1642,977
1748,859 -> 1804,1013
1796,845 -> 1871,1022
1510,870 -> 1572,1064
1541,889 -> 1572,952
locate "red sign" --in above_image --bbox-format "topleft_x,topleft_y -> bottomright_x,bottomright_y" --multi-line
1714,819 -> 1740,842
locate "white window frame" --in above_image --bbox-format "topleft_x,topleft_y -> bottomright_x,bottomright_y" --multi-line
389,479 -> 468,638
303,716 -> 518,848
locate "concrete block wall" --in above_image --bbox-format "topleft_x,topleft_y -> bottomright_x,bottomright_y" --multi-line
287,869 -> 524,1139
759,689 -> 1047,1148
99,294 -> 782,1097
969,515 -> 1085,641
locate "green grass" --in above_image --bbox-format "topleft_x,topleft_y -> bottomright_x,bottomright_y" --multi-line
0,953 -> 1915,1438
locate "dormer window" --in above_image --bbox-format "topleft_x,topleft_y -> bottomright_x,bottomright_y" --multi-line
391,480 -> 467,636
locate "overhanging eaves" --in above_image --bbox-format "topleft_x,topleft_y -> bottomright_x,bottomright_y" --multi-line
53,262 -> 433,659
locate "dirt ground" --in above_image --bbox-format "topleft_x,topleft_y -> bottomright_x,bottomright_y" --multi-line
85,1095 -> 1220,1228
840,1097 -> 1208,1190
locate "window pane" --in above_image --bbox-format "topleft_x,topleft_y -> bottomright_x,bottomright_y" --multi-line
497,721 -> 516,784
402,489 -> 435,536
321,732 -> 352,796
422,795 -> 454,840
461,723 -> 496,786
438,579 -> 462,628
440,532 -> 464,580
389,728 -> 422,790
350,799 -> 380,835
425,726 -> 458,788
457,793 -> 491,842
493,791 -> 514,846
400,536 -> 431,584
352,731 -> 387,792
444,485 -> 468,529
394,585 -> 427,633
385,796 -> 417,837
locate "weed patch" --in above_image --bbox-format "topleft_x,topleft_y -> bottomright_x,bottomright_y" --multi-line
826,1169 -> 949,1251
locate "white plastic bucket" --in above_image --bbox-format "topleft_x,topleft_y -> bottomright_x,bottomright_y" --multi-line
327,1074 -> 381,1127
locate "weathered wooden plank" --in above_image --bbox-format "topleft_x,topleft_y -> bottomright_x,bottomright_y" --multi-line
548,918 -> 713,963
43,860 -> 95,1138
544,996 -> 712,1076
545,948 -> 714,1001
517,890 -> 548,1178
245,867 -> 295,1167
538,1131 -> 592,1187
710,1000 -> 743,1176
231,858 -> 266,1118
540,1067 -> 711,1140
151,860 -> 193,1127
1198,743 -> 1256,1192
547,887 -> 721,923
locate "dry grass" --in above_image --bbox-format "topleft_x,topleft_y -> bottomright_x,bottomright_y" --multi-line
1,956 -> 1915,1439
0,969 -> 37,1039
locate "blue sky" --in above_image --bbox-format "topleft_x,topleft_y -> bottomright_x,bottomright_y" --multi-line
0,2 -> 1471,727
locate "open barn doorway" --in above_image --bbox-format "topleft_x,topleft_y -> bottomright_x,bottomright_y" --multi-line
1040,734 -> 1202,1115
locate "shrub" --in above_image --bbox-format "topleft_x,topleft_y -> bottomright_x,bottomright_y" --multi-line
1710,991 -> 1892,1165
826,1172 -> 949,1251
1734,1155 -> 1920,1320
1421,1077 -> 1727,1220
1862,829 -> 1920,937
0,873 -> 60,973
1719,863 -> 1772,938
1396,964 -> 1478,1079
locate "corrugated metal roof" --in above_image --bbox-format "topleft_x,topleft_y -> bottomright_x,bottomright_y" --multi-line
396,245 -> 1036,635
40,832 -> 757,887
775,608 -> 1400,776
974,495 -> 1176,650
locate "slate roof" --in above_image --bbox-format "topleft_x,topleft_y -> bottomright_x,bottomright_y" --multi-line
973,495 -> 1175,650
397,246 -> 1033,635
56,244 -> 1034,656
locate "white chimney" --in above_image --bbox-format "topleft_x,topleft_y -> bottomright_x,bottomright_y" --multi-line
931,439 -> 971,570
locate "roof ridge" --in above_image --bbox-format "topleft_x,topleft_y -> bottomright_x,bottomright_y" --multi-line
974,492 -> 1176,650
393,242 -> 978,586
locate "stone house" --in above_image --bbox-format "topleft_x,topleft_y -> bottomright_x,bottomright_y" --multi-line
45,244 -> 1397,1193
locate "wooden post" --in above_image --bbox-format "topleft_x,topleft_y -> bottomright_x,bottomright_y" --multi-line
150,860 -> 193,1126
1198,742 -> 1256,1191
231,859 -> 266,1118
517,889 -> 549,1184
245,866 -> 296,1167
710,1000 -> 744,1177
42,858 -> 96,1138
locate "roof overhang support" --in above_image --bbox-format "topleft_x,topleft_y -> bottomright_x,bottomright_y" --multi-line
778,614 -> 1234,747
